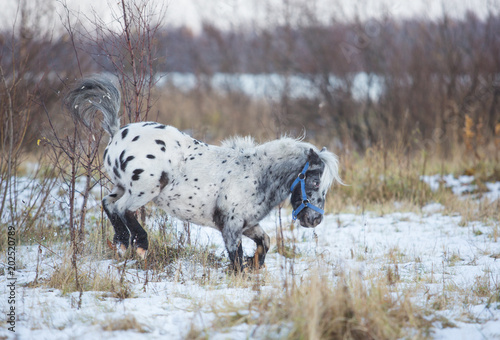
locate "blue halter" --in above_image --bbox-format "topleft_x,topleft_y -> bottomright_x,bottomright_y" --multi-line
290,162 -> 325,220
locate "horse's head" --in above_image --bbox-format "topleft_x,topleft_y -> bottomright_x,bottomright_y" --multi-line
291,147 -> 340,228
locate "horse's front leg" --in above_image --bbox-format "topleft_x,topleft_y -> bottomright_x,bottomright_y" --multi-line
243,224 -> 270,269
221,221 -> 245,272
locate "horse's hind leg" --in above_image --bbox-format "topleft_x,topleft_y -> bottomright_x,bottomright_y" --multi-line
112,190 -> 154,259
103,187 -> 150,258
102,186 -> 130,254
119,211 -> 148,258
243,224 -> 270,268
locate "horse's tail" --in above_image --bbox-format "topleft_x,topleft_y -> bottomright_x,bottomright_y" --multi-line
64,76 -> 121,136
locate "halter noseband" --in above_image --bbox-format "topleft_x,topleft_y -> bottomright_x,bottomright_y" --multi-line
290,162 -> 325,220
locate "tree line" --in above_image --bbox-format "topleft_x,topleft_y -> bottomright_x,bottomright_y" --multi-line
1,2 -> 499,152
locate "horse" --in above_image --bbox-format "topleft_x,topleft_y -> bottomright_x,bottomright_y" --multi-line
64,76 -> 342,271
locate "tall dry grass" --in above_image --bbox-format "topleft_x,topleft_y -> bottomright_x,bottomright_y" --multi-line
203,271 -> 433,340
151,85 -> 278,142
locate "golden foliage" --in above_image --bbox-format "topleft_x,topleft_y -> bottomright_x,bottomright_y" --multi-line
463,114 -> 475,152
495,122 -> 500,150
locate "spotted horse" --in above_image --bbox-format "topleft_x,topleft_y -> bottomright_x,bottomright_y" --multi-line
64,76 -> 342,271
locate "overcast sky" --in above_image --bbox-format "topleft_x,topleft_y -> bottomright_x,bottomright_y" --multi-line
1,0 -> 497,34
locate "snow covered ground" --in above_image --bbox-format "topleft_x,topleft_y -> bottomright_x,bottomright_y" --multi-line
421,174 -> 500,202
1,176 -> 500,339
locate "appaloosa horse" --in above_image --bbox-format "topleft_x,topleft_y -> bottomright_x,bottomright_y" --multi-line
64,77 -> 342,271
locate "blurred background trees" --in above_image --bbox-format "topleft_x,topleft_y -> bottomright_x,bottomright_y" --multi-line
1,0 -> 499,156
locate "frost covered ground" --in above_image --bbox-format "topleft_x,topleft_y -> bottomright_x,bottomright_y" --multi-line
421,174 -> 500,202
1,175 -> 500,339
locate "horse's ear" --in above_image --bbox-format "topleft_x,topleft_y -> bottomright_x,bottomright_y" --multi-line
308,148 -> 321,163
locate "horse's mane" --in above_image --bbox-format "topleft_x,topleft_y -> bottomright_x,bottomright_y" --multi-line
291,139 -> 342,193
221,136 -> 342,192
220,136 -> 256,150
316,147 -> 343,193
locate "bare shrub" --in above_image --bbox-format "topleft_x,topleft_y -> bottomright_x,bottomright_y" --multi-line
0,0 -> 66,239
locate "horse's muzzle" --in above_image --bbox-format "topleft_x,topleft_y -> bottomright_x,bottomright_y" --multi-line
299,213 -> 323,228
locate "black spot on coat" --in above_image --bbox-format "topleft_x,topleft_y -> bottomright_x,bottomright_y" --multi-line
159,171 -> 169,190
113,167 -> 121,179
132,169 -> 144,181
119,151 -> 135,172
121,128 -> 129,139
212,207 -> 225,230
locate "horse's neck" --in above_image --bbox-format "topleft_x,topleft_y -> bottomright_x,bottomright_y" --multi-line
257,142 -> 308,205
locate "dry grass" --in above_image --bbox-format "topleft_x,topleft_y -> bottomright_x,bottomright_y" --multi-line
96,314 -> 148,333
325,141 -> 500,216
326,145 -> 435,214
151,86 -> 277,143
143,225 -> 225,284
37,247 -> 133,299
205,271 -> 433,340
32,210 -> 227,296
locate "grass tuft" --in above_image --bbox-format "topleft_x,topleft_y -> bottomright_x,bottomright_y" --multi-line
97,314 -> 148,333
204,271 -> 433,339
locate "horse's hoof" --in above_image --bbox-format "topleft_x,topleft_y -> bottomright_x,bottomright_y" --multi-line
106,239 -> 116,250
245,256 -> 255,268
136,247 -> 147,259
117,244 -> 128,257
245,257 -> 265,271
107,239 -> 128,257
224,262 -> 247,274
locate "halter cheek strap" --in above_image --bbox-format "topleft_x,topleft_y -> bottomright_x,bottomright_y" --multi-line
290,162 -> 325,220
